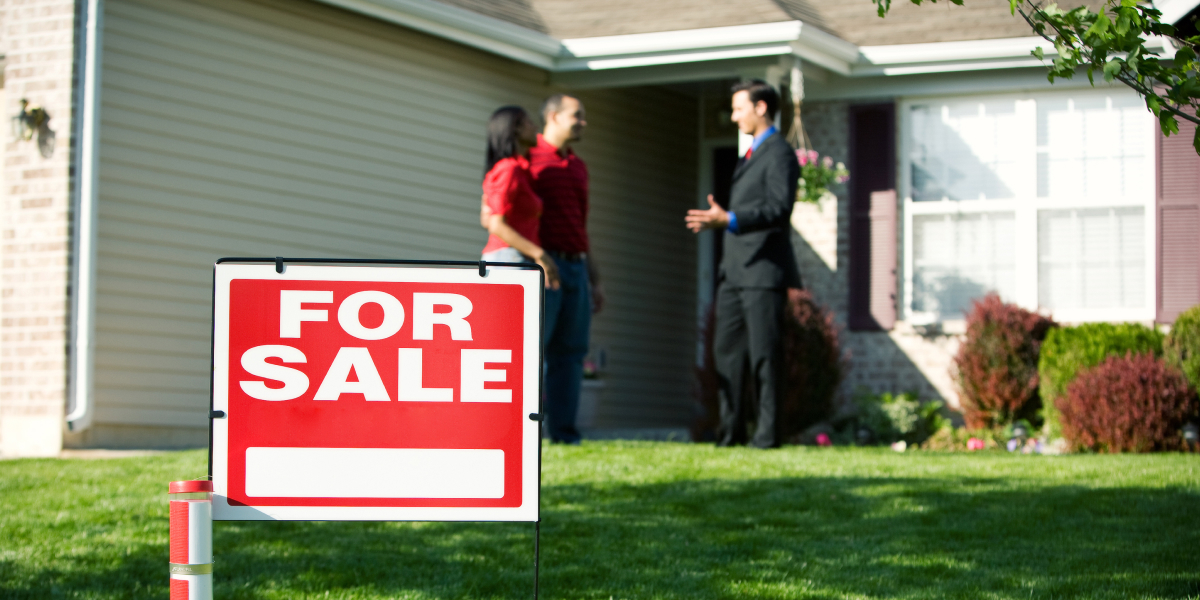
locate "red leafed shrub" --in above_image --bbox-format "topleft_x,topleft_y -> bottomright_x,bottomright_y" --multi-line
692,289 -> 844,441
954,293 -> 1055,429
1057,353 -> 1199,453
779,288 -> 845,439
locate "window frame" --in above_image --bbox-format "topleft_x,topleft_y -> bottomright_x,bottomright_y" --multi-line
898,88 -> 1158,325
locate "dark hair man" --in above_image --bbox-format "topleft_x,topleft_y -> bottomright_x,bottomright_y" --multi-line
685,79 -> 801,448
483,93 -> 602,444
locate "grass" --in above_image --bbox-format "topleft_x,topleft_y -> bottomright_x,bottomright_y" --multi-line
1,443 -> 1198,599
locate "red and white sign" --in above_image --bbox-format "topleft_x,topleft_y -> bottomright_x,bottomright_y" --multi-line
211,263 -> 542,521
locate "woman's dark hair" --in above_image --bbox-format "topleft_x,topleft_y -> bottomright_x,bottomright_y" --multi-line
485,105 -> 530,176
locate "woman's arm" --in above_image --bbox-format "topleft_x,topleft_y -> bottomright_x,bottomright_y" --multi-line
485,213 -> 560,289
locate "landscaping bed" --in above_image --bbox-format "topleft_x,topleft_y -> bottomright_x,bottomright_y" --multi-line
2,444 -> 1198,599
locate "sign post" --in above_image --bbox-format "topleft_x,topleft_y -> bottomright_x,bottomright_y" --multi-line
204,258 -> 544,592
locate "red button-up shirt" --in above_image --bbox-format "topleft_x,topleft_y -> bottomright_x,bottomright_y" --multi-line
482,156 -> 542,254
528,134 -> 589,254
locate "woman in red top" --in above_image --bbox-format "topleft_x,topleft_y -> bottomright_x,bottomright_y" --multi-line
481,106 -> 559,288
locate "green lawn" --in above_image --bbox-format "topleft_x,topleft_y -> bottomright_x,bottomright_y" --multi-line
1,443 -> 1198,599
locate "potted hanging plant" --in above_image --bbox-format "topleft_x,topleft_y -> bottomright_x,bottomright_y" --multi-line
795,149 -> 849,204
784,69 -> 849,204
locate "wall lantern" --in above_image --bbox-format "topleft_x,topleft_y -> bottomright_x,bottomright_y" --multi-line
12,98 -> 55,157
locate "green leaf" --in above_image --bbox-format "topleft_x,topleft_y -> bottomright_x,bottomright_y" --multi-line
1160,111 -> 1178,136
1115,10 -> 1134,36
1032,46 -> 1045,60
1086,12 -> 1111,39
1193,126 -> 1200,155
1103,59 -> 1123,81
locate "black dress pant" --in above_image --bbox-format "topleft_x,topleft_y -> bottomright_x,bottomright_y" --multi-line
713,283 -> 786,448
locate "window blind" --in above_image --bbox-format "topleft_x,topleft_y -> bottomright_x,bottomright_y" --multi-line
1036,95 -> 1147,201
912,211 -> 1016,319
909,101 -> 1026,202
1038,207 -> 1145,310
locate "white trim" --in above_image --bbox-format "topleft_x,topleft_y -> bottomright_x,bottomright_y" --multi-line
562,21 -> 805,57
861,37 -> 1052,66
1157,0 -> 1200,25
559,21 -> 858,75
558,45 -> 794,72
65,0 -> 103,433
315,0 -> 562,69
856,35 -> 1171,77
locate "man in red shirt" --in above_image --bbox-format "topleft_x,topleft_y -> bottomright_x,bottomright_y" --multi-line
484,94 -> 603,444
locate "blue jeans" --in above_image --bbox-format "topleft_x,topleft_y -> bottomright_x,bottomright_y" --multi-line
543,256 -> 591,443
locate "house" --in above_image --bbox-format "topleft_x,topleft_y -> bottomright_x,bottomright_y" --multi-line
1,0 -> 1197,456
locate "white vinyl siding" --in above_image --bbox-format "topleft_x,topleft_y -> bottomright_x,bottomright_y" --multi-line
92,0 -> 697,438
901,89 -> 1155,323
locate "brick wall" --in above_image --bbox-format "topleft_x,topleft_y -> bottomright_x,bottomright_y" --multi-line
0,0 -> 78,456
793,101 -> 962,411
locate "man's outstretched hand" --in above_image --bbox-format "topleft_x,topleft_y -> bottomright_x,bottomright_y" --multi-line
686,195 -> 729,233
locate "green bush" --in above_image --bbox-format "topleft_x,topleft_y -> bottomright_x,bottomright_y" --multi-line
1164,305 -> 1200,391
1038,323 -> 1164,439
853,391 -> 949,446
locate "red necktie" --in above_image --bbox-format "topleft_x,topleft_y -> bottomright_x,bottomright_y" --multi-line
744,148 -> 753,160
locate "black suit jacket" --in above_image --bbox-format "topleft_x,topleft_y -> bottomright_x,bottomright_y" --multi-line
720,132 -> 802,289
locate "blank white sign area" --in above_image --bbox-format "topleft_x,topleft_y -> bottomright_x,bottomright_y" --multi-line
245,447 -> 505,498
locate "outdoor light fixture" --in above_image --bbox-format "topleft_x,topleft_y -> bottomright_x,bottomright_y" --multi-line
11,98 -> 56,158
1184,423 -> 1199,446
12,98 -> 48,141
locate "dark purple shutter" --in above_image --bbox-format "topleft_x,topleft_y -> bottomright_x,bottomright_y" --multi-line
849,103 -> 897,331
1156,108 -> 1200,324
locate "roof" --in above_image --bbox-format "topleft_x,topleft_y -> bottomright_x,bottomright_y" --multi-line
315,0 -> 1159,85
431,0 -> 1106,47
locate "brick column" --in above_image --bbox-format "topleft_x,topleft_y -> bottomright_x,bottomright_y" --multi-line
0,0 -> 78,457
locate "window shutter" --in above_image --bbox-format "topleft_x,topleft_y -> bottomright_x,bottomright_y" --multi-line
869,190 -> 898,329
849,103 -> 897,331
1156,109 -> 1200,324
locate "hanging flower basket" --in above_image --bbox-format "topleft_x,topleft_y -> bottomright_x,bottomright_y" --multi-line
784,66 -> 849,204
796,149 -> 848,204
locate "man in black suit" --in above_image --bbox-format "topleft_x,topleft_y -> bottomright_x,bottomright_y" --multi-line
686,79 -> 800,448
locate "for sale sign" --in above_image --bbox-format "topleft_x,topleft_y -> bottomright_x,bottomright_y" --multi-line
210,263 -> 542,522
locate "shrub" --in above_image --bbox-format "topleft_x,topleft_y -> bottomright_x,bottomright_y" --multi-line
921,426 -> 1000,451
854,391 -> 948,446
778,289 -> 845,439
1057,353 -> 1198,452
1038,322 -> 1164,439
1164,304 -> 1200,391
953,293 -> 1055,429
692,289 -> 844,442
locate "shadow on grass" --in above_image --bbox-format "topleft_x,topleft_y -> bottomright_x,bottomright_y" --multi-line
3,476 -> 1199,599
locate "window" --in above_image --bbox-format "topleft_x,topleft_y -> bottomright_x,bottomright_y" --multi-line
901,90 -> 1154,323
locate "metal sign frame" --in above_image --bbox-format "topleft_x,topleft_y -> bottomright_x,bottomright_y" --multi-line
207,257 -> 546,597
